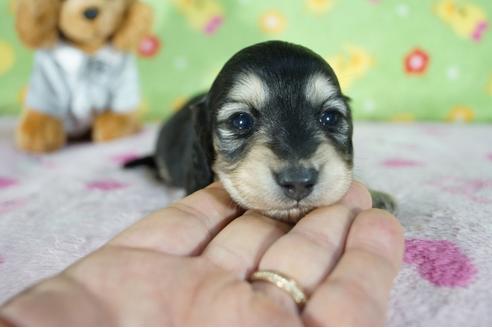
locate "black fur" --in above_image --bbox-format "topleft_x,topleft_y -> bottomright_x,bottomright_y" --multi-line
123,156 -> 156,169
149,94 -> 213,194
208,41 -> 353,168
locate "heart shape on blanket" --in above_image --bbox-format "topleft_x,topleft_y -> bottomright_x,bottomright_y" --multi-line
404,239 -> 476,287
382,158 -> 424,168
86,180 -> 128,191
0,177 -> 17,189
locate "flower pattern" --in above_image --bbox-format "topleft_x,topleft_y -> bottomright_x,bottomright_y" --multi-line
404,48 -> 430,75
0,0 -> 490,121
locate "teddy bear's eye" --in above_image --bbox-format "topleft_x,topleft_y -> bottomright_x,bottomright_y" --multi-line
83,7 -> 100,20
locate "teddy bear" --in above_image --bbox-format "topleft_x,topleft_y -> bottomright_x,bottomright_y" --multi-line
15,0 -> 153,153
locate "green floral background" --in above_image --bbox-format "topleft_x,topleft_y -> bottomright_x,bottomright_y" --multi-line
0,0 -> 491,122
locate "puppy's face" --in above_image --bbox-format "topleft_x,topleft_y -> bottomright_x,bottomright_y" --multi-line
209,41 -> 353,223
59,0 -> 130,46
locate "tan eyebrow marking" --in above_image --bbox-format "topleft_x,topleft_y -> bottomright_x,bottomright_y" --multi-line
228,72 -> 269,109
305,74 -> 347,114
305,73 -> 339,102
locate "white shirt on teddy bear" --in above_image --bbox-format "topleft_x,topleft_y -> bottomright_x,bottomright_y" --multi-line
26,42 -> 140,136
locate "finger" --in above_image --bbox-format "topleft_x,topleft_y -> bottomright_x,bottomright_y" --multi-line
202,211 -> 288,279
251,181 -> 372,311
339,180 -> 372,211
110,182 -> 242,256
303,209 -> 404,326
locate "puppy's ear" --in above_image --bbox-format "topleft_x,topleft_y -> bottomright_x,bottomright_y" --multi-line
112,0 -> 153,52
185,95 -> 215,194
15,0 -> 61,49
342,95 -> 352,103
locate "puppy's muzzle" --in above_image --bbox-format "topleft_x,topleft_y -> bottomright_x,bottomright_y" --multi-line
274,166 -> 318,201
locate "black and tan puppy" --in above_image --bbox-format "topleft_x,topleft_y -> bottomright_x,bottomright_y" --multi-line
126,41 -> 394,222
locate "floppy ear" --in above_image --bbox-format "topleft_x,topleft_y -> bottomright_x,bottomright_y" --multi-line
15,0 -> 60,49
185,96 -> 215,194
112,0 -> 153,52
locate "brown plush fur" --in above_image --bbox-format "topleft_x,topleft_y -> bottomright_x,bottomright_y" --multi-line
92,112 -> 142,142
16,109 -> 66,153
15,0 -> 153,153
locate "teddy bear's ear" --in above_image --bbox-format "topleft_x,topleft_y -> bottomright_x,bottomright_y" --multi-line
112,1 -> 154,52
15,0 -> 61,49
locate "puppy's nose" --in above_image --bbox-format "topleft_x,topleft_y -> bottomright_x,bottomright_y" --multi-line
274,167 -> 318,201
83,7 -> 99,20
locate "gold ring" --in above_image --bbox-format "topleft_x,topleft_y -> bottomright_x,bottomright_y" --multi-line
250,270 -> 307,309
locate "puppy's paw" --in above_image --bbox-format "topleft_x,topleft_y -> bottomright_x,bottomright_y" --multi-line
92,111 -> 141,142
16,109 -> 66,153
370,189 -> 397,213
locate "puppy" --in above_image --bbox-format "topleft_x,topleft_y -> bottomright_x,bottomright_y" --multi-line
126,41 -> 395,222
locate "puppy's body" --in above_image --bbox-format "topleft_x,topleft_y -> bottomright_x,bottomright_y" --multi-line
128,41 -> 395,222
154,93 -> 212,192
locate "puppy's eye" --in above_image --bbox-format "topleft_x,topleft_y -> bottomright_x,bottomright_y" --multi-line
229,112 -> 254,132
319,110 -> 340,127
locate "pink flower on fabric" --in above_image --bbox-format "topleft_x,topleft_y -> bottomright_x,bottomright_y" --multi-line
404,239 -> 477,287
138,35 -> 161,58
204,16 -> 223,35
86,180 -> 128,191
0,177 -> 17,189
404,48 -> 430,75
471,20 -> 488,42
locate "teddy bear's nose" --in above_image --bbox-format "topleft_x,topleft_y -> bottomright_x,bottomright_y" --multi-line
83,7 -> 99,20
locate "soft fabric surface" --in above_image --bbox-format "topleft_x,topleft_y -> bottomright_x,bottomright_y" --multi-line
0,118 -> 491,325
1,0 -> 491,121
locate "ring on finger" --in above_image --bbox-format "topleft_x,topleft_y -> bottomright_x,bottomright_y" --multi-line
250,270 -> 307,310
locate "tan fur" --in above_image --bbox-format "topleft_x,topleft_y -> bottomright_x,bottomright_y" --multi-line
59,0 -> 126,53
112,1 -> 154,51
305,73 -> 337,106
92,112 -> 141,142
214,137 -> 353,223
15,0 -> 61,49
212,70 -> 353,222
227,73 -> 270,111
16,110 -> 66,153
15,0 -> 152,152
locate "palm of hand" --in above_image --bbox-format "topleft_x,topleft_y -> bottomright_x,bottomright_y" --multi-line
0,183 -> 403,326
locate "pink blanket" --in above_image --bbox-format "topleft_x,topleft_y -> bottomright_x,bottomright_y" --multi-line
1,117 -> 491,325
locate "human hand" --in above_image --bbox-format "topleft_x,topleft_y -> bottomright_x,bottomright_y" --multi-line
0,182 -> 404,326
